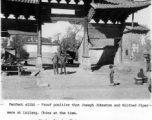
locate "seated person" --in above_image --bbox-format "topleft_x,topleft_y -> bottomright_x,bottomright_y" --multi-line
6,55 -> 14,65
137,68 -> 148,83
1,55 -> 6,70
1,55 -> 6,65
13,59 -> 20,65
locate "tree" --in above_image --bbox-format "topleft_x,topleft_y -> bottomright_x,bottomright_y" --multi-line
10,35 -> 29,59
60,24 -> 83,61
52,33 -> 61,44
42,37 -> 52,43
61,24 -> 83,52
47,37 -> 52,43
1,37 -> 8,48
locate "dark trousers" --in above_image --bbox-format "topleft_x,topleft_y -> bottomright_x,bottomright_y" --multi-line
110,76 -> 114,83
147,63 -> 151,72
53,63 -> 58,75
60,63 -> 66,74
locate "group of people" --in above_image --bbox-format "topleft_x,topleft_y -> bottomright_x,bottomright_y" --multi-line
52,51 -> 67,75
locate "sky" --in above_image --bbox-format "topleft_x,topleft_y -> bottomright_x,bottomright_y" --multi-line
42,22 -> 74,38
126,6 -> 151,28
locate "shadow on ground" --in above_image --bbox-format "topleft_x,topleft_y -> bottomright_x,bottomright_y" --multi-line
91,64 -> 111,71
91,64 -> 104,71
24,64 -> 35,67
66,71 -> 77,74
66,63 -> 80,68
43,63 -> 80,70
43,64 -> 53,70
4,71 -> 32,76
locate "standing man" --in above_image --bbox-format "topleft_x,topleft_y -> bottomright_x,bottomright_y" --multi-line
146,54 -> 151,72
59,52 -> 67,75
145,54 -> 151,83
52,52 -> 59,75
1,55 -> 6,64
109,65 -> 116,86
6,54 -> 13,65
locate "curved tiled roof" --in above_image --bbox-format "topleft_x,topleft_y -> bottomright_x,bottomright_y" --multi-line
126,26 -> 150,31
106,0 -> 132,4
6,0 -> 39,4
51,17 -> 84,21
91,1 -> 151,9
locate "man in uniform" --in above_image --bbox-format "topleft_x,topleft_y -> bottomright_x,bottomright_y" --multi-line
144,53 -> 151,84
52,52 -> 59,75
146,54 -> 151,72
6,54 -> 13,65
59,52 -> 67,75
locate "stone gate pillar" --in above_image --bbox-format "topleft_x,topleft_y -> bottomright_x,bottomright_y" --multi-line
81,17 -> 91,70
114,38 -> 123,66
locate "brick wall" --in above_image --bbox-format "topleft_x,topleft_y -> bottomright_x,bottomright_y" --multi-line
24,44 -> 59,59
89,48 -> 115,65
122,28 -> 150,69
88,23 -> 123,67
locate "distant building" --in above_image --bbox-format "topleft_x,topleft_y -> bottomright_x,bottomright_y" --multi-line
24,42 -> 60,58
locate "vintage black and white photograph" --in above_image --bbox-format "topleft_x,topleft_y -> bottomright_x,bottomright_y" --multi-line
1,0 -> 151,100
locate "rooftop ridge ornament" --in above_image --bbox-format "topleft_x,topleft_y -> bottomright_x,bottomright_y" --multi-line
89,19 -> 96,23
99,20 -> 104,24
8,14 -> 15,19
60,0 -> 67,4
51,0 -> 58,3
107,20 -> 112,24
69,0 -> 75,4
28,15 -> 36,20
0,13 -> 5,18
18,15 -> 26,20
41,0 -> 48,2
78,0 -> 84,5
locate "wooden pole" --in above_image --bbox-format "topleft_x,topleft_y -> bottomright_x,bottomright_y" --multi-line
37,19 -> 42,57
120,39 -> 123,63
82,17 -> 90,70
36,0 -> 43,70
36,0 -> 50,87
132,13 -> 134,28
83,17 -> 88,56
132,0 -> 134,28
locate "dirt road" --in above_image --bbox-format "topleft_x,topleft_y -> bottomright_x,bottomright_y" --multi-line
2,64 -> 150,100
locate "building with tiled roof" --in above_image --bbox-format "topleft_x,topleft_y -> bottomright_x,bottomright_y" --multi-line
1,0 -> 151,70
7,0 -> 39,4
88,0 -> 151,23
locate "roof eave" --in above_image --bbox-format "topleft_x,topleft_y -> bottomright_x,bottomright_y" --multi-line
90,2 -> 151,9
5,0 -> 39,4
